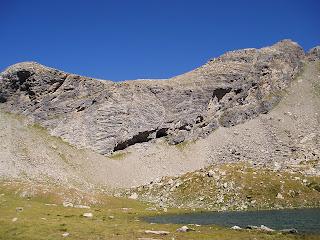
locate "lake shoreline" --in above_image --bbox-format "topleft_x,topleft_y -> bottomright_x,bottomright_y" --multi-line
144,208 -> 320,234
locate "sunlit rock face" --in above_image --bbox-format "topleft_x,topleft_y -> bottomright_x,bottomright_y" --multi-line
0,40 -> 304,154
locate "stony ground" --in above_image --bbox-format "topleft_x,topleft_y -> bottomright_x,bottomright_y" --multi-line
123,61 -> 320,209
0,181 -> 319,240
126,162 -> 320,210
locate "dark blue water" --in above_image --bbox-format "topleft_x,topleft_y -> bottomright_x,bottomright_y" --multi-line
145,208 -> 320,233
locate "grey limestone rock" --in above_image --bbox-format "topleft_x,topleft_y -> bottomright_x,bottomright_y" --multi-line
307,46 -> 320,61
0,40 -> 304,154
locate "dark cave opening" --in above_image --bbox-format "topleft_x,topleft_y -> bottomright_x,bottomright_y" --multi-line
212,88 -> 232,101
156,128 -> 168,138
113,127 -> 169,152
17,71 -> 31,84
113,130 -> 156,151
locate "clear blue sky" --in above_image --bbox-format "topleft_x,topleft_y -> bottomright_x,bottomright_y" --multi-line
1,0 -> 319,81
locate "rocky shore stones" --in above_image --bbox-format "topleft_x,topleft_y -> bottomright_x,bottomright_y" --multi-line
231,225 -> 242,230
176,225 -> 195,232
144,230 -> 170,235
83,212 -> 93,218
15,207 -> 23,212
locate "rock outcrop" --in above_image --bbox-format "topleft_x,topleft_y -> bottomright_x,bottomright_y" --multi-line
0,40 -> 304,154
307,46 -> 320,61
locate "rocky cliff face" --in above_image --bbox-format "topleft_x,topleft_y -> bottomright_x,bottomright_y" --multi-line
0,40 -> 304,154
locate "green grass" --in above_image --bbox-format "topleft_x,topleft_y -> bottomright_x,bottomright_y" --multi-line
0,110 -> 25,121
175,140 -> 194,151
57,152 -> 69,163
1,181 -> 317,240
108,151 -> 129,160
27,123 -> 78,150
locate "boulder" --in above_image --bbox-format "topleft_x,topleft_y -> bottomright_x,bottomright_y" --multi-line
63,202 -> 73,208
15,207 -> 23,212
207,170 -> 214,177
276,193 -> 284,199
231,225 -> 242,230
246,225 -> 274,231
176,225 -> 195,232
83,212 -> 93,218
280,228 -> 298,234
144,230 -> 170,235
259,225 -> 274,232
129,192 -> 138,200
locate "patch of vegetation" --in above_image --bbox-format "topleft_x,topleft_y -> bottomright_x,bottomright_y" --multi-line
20,147 -> 29,157
27,123 -> 77,149
28,122 -> 48,132
175,140 -> 193,151
0,110 -> 25,121
108,151 -> 129,160
58,152 -> 68,163
0,181 -> 317,240
307,181 -> 320,192
135,163 -> 320,212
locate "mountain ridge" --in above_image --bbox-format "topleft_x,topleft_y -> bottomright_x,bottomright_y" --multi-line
0,39 -> 305,155
0,39 -> 319,190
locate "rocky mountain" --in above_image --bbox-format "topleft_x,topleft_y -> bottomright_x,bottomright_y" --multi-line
0,40 -> 304,155
0,39 -> 319,191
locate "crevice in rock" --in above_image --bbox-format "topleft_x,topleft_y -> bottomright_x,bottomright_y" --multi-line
0,94 -> 7,103
50,81 -> 64,93
212,88 -> 231,101
156,128 -> 168,138
196,115 -> 204,124
199,122 -> 208,128
17,70 -> 31,84
234,88 -> 243,94
237,97 -> 246,105
113,129 -> 157,151
15,71 -> 37,100
63,86 -> 75,91
113,127 -> 170,152
260,66 -> 271,76
76,100 -> 97,112
179,123 -> 192,131
76,106 -> 86,112
27,89 -> 36,100
47,74 -> 69,94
